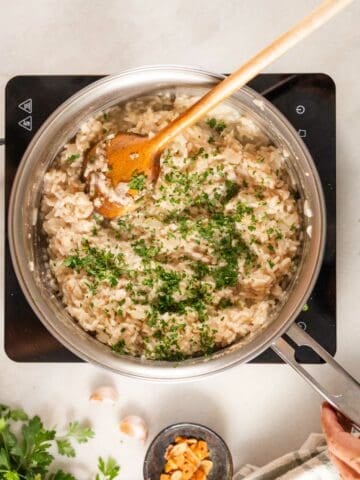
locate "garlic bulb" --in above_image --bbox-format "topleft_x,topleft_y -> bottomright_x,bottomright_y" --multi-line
119,415 -> 148,442
89,386 -> 118,404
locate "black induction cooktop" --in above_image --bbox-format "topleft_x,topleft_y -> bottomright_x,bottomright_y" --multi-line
3,73 -> 336,363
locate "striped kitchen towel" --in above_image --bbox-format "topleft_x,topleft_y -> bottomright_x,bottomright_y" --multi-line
233,434 -> 339,480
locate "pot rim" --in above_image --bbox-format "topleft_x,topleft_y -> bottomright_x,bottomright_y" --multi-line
8,65 -> 326,380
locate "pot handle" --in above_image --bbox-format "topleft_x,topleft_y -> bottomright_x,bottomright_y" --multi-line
271,323 -> 360,427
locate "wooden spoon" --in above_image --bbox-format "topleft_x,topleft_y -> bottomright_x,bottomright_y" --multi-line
93,0 -> 351,218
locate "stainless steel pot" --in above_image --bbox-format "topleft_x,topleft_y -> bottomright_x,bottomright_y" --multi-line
8,66 -> 360,425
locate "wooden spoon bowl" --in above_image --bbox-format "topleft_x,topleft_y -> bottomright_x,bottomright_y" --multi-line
106,133 -> 160,186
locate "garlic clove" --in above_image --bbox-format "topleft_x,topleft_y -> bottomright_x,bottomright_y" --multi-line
89,386 -> 118,404
119,415 -> 148,442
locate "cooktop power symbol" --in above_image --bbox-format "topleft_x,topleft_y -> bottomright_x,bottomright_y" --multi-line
296,104 -> 305,115
18,98 -> 32,114
18,116 -> 32,131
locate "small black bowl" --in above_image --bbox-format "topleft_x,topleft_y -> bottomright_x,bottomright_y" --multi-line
143,422 -> 233,480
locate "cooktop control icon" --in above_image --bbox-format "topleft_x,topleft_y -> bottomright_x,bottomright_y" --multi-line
18,98 -> 33,131
18,98 -> 32,114
296,104 -> 306,115
18,116 -> 32,131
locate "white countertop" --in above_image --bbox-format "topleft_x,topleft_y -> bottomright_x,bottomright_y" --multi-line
0,1 -> 359,478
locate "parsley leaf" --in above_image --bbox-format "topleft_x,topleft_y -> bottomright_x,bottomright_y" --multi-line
56,439 -> 75,458
49,470 -> 77,480
96,457 -> 121,480
9,409 -> 28,422
66,422 -> 94,444
0,405 -> 28,422
4,472 -> 19,480
55,421 -> 93,457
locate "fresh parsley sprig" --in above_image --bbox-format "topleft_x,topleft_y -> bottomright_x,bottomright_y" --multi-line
0,404 -> 120,480
55,421 -> 94,458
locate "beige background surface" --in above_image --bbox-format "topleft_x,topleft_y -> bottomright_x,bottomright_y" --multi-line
0,1 -> 359,478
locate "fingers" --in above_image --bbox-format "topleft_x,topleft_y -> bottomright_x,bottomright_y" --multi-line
321,402 -> 343,435
321,403 -> 360,475
329,453 -> 360,480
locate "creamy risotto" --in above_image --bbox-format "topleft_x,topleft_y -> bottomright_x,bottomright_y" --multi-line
41,93 -> 301,360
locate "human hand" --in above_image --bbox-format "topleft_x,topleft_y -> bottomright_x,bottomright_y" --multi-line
321,402 -> 360,479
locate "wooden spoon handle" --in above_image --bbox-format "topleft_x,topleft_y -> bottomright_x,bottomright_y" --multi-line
153,0 -> 352,150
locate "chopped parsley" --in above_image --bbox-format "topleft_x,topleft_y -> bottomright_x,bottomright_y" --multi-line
267,227 -> 283,240
199,324 -> 217,355
192,262 -> 210,280
112,340 -> 127,354
235,202 -> 253,219
224,179 -> 240,202
255,188 -> 265,200
64,240 -> 125,288
58,123 -> 300,362
116,217 -> 132,237
62,174 -> 259,359
128,172 -> 147,191
65,153 -> 80,164
206,117 -> 227,133
93,213 -> 103,225
218,297 -> 233,308
132,238 -> 160,260
152,329 -> 186,361
190,147 -> 207,161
